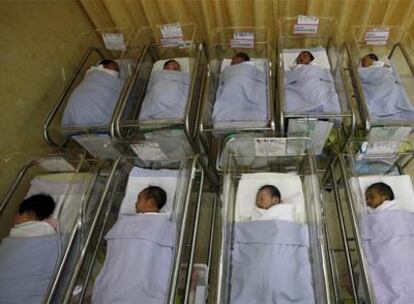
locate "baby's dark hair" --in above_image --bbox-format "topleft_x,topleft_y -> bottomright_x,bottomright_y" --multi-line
18,194 -> 55,221
366,182 -> 394,200
365,53 -> 379,61
258,185 -> 281,199
98,59 -> 118,66
163,59 -> 180,69
141,186 -> 167,210
234,52 -> 250,62
300,51 -> 315,61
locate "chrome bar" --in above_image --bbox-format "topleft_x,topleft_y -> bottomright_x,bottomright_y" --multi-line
184,167 -> 205,303
62,158 -> 121,303
168,157 -> 199,304
337,155 -> 376,303
329,162 -> 359,301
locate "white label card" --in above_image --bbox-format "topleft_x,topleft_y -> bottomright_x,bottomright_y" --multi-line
255,138 -> 287,156
357,141 -> 400,159
231,32 -> 254,48
160,37 -> 185,48
130,142 -> 167,161
365,28 -> 389,45
101,33 -> 126,51
160,23 -> 183,38
294,15 -> 319,34
38,157 -> 75,172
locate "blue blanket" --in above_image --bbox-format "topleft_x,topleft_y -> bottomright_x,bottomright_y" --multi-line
285,65 -> 340,113
92,214 -> 175,304
230,219 -> 314,304
359,67 -> 414,121
0,235 -> 59,303
62,70 -> 123,127
213,63 -> 267,122
139,70 -> 190,120
361,210 -> 414,304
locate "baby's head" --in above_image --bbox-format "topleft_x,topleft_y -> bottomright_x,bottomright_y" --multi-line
361,53 -> 379,68
98,59 -> 120,72
296,51 -> 315,65
14,194 -> 55,225
135,186 -> 167,214
163,59 -> 181,71
231,52 -> 250,65
255,185 -> 281,210
365,182 -> 394,209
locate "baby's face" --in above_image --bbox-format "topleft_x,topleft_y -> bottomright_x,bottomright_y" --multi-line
255,189 -> 280,210
231,56 -> 244,66
104,62 -> 120,72
361,55 -> 374,68
135,193 -> 156,213
164,61 -> 180,71
366,189 -> 387,209
13,211 -> 36,225
296,52 -> 312,65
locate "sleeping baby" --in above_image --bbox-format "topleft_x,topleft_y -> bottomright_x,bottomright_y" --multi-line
250,185 -> 294,222
366,182 -> 400,213
135,186 -> 167,214
10,194 -> 56,237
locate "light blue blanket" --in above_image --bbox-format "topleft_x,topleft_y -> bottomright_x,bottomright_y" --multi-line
139,70 -> 190,120
213,63 -> 267,122
62,70 -> 123,127
230,219 -> 315,304
0,235 -> 59,303
361,210 -> 414,304
285,65 -> 340,113
92,214 -> 175,304
359,66 -> 414,121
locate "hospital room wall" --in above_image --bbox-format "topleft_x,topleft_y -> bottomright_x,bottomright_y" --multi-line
0,1 -> 95,199
80,0 -> 414,43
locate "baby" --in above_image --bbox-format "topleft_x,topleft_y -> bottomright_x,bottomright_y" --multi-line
231,52 -> 250,65
10,194 -> 56,237
366,182 -> 399,213
135,186 -> 167,214
295,51 -> 315,65
360,53 -> 379,68
91,59 -> 120,77
250,185 -> 295,222
163,59 -> 181,71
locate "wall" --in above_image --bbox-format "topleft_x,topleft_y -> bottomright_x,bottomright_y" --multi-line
80,0 -> 414,42
0,1 -> 95,198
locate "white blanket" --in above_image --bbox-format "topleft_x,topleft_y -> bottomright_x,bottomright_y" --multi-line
358,65 -> 414,121
9,221 -> 55,238
62,69 -> 123,126
212,62 -> 267,123
139,70 -> 191,120
284,64 -> 340,113
92,214 -> 175,304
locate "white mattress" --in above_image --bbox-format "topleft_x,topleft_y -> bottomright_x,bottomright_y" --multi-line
235,173 -> 306,224
355,175 -> 414,213
282,46 -> 330,71
118,167 -> 179,216
151,57 -> 192,74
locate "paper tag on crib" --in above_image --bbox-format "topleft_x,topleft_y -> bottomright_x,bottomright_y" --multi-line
38,157 -> 75,172
255,138 -> 287,156
160,23 -> 183,38
160,37 -> 185,47
357,141 -> 400,160
130,142 -> 168,161
294,15 -> 319,34
101,33 -> 126,51
365,28 -> 389,45
231,32 -> 255,48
